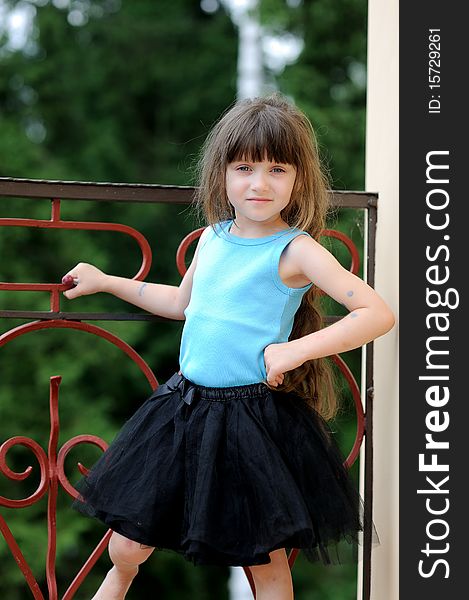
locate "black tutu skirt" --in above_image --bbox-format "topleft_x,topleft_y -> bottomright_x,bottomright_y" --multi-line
72,372 -> 364,567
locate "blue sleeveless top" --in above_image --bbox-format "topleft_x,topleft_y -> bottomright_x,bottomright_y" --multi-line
178,220 -> 312,387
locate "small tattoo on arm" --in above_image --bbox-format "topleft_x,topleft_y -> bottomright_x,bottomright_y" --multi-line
138,283 -> 148,297
346,290 -> 354,297
350,312 -> 358,318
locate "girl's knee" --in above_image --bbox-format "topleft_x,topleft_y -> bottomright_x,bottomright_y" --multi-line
249,548 -> 291,584
108,531 -> 155,567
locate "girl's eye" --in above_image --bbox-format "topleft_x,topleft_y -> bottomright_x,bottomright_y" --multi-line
272,167 -> 286,173
236,165 -> 251,172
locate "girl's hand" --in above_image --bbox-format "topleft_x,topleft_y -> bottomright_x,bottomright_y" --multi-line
263,341 -> 305,387
62,263 -> 108,300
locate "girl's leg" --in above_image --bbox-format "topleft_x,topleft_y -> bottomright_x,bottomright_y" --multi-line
249,548 -> 294,600
91,532 -> 155,600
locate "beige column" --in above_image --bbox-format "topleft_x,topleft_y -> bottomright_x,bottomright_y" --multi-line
358,0 -> 399,599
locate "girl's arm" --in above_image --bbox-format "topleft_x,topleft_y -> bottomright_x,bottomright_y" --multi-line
62,228 -> 208,320
264,235 -> 395,384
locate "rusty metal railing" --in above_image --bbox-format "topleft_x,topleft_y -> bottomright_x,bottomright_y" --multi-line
0,176 -> 377,599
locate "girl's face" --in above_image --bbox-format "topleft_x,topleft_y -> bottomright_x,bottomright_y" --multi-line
225,159 -> 297,228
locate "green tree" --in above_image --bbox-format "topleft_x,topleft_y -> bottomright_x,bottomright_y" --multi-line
1,1 -> 236,597
261,0 -> 368,190
1,1 -> 368,598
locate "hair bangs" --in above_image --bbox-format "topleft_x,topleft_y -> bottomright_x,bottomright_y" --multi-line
225,109 -> 300,166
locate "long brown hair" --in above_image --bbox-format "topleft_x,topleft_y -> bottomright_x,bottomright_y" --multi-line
194,93 -> 338,420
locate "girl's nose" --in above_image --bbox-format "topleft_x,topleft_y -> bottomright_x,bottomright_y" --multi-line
251,171 -> 269,192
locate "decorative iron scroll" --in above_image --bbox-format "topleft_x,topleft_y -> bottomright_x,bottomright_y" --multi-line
0,179 -> 376,599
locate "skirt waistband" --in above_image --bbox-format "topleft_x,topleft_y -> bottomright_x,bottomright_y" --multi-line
174,371 -> 270,402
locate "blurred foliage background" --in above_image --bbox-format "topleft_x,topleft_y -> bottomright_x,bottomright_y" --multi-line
0,0 -> 368,598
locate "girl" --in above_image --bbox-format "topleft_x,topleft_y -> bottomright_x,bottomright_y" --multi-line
63,93 -> 395,600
